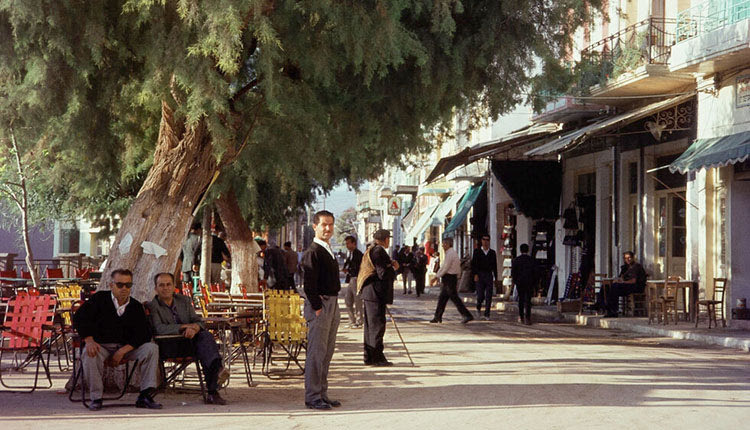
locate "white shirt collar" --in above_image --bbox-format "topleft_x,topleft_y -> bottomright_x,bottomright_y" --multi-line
314,237 -> 335,259
482,247 -> 490,255
111,292 -> 130,317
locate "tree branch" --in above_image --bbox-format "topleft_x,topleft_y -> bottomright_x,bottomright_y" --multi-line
0,184 -> 22,208
231,78 -> 259,103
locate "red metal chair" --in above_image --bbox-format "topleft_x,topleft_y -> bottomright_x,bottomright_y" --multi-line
21,271 -> 32,280
0,269 -> 18,278
0,294 -> 57,392
1,270 -> 19,299
46,268 -> 64,279
74,268 -> 90,280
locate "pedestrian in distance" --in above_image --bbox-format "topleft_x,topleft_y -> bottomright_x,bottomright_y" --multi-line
301,210 -> 341,411
357,229 -> 397,366
342,235 -> 364,328
471,234 -> 498,320
429,237 -> 474,324
412,246 -> 428,297
512,243 -> 537,325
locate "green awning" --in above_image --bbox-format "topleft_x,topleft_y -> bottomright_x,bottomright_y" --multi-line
670,131 -> 750,173
443,182 -> 486,236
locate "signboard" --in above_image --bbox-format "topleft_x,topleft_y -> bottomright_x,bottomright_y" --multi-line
387,196 -> 402,216
737,74 -> 750,108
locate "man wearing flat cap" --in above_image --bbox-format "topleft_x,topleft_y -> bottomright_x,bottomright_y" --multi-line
357,229 -> 397,366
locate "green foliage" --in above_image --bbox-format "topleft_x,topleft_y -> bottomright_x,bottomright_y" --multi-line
334,207 -> 357,245
1,0 -> 601,230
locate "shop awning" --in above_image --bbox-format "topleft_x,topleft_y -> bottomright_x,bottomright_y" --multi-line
430,191 -> 466,227
491,160 -> 561,220
669,130 -> 750,173
402,204 -> 439,246
525,93 -> 696,157
444,181 -> 486,235
425,123 -> 562,183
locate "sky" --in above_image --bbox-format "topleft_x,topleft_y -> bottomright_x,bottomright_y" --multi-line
311,185 -> 358,218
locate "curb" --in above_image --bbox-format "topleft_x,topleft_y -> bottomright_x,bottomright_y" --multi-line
495,301 -> 750,352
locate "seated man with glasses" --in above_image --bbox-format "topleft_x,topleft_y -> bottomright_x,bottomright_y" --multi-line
146,272 -> 229,405
73,268 -> 162,411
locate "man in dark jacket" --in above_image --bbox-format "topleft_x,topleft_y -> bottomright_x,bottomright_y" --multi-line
511,244 -> 537,325
359,229 -> 396,366
411,246 -> 428,297
342,235 -> 364,328
471,234 -> 498,320
604,251 -> 648,317
146,272 -> 229,405
73,269 -> 161,411
302,210 -> 341,410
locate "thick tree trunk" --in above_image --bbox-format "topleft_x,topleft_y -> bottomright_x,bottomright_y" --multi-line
215,189 -> 260,293
100,102 -> 218,302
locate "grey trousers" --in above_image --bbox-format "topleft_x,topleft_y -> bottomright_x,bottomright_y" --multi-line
303,295 -> 340,403
81,342 -> 159,400
344,277 -> 363,326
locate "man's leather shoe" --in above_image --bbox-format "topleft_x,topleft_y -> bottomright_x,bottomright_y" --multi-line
305,399 -> 332,410
324,398 -> 341,407
88,399 -> 103,411
429,318 -> 441,323
205,392 -> 227,405
373,360 -> 393,367
135,395 -> 163,409
461,315 -> 474,324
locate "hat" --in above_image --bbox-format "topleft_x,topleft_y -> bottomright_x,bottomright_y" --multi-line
373,229 -> 391,241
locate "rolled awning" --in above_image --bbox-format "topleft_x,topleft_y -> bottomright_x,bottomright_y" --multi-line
491,160 -> 561,220
402,204 -> 439,246
430,191 -> 466,227
425,123 -> 562,183
444,181 -> 486,235
526,93 -> 695,157
669,130 -> 750,173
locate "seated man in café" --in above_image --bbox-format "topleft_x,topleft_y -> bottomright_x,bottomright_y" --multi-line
603,251 -> 648,318
146,272 -> 230,405
73,268 -> 162,411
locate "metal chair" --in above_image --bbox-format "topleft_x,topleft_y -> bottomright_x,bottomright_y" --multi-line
0,294 -> 57,393
259,289 -> 307,378
153,334 -> 207,401
695,278 -> 727,328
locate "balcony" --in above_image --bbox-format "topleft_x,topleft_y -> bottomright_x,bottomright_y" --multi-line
671,0 -> 750,74
582,18 -> 694,105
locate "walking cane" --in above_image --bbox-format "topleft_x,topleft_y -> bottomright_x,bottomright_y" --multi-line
385,306 -> 415,367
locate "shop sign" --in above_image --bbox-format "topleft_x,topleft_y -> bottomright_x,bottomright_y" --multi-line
387,196 -> 402,216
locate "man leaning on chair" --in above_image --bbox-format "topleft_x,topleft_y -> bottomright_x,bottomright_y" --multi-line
146,272 -> 230,405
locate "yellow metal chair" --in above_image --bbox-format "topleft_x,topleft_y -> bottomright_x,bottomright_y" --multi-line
52,284 -> 82,370
260,289 -> 307,378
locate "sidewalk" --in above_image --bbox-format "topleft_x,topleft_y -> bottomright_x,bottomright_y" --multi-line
494,300 -> 750,352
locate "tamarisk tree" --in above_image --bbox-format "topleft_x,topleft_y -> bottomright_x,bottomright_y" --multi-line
1,0 -> 599,301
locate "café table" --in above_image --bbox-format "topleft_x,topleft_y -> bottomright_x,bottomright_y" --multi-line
646,279 -> 697,322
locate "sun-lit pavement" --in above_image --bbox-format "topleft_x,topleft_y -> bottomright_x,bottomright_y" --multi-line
2,286 -> 750,430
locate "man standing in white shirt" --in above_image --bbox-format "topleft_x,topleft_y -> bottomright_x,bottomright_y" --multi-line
429,238 -> 474,324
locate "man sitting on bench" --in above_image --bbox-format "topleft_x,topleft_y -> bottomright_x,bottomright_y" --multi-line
604,251 -> 647,318
146,272 -> 229,405
73,268 -> 162,411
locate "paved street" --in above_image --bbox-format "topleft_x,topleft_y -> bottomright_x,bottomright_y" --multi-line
2,287 -> 749,430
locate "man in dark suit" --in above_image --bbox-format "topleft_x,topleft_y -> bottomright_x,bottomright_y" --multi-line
146,272 -> 229,405
604,251 -> 648,318
358,229 -> 397,366
73,269 -> 161,411
411,246 -> 428,297
301,210 -> 341,411
512,244 -> 537,325
471,234 -> 498,320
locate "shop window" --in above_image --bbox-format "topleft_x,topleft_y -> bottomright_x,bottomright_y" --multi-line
577,172 -> 596,196
628,162 -> 638,194
671,196 -> 686,258
59,227 -> 80,254
655,155 -> 686,190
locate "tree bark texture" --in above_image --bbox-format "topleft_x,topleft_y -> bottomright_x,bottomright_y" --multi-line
199,207 -> 213,286
100,102 -> 218,302
215,189 -> 260,293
